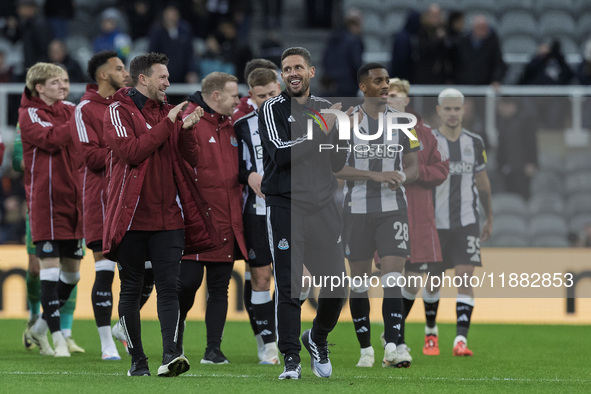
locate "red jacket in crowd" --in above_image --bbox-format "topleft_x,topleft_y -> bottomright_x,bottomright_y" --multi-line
181,92 -> 247,262
18,88 -> 82,242
71,84 -> 112,245
102,87 -> 220,260
405,120 -> 449,264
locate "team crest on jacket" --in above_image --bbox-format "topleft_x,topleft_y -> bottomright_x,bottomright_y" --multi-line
278,238 -> 289,250
230,136 -> 238,146
42,242 -> 53,253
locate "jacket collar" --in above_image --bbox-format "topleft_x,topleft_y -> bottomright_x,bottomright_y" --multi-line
188,91 -> 229,125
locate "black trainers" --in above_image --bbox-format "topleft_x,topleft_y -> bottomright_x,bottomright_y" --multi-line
301,329 -> 332,378
158,353 -> 190,377
278,355 -> 301,380
128,357 -> 150,376
200,347 -> 229,364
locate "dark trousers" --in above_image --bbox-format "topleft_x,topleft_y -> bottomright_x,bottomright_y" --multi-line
115,229 -> 184,360
267,202 -> 346,360
178,260 -> 234,350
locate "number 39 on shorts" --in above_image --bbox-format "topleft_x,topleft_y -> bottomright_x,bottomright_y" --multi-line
466,235 -> 480,253
394,221 -> 409,241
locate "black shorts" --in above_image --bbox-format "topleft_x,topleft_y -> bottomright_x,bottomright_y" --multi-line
87,240 -> 103,253
437,223 -> 482,270
35,239 -> 84,260
404,260 -> 442,274
343,211 -> 410,261
243,213 -> 272,268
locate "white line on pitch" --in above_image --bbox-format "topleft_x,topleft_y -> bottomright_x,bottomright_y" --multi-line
1,371 -> 588,383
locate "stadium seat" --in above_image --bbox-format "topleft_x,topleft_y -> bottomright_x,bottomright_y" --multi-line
565,193 -> 591,218
577,13 -> 591,43
549,36 -> 581,55
384,12 -> 407,35
535,0 -> 576,15
538,12 -> 577,38
362,11 -> 384,36
463,0 -> 498,15
364,33 -> 385,53
565,152 -> 591,172
565,172 -> 591,195
576,0 -> 591,15
528,194 -> 565,216
488,234 -> 529,247
387,0 -> 424,13
529,214 -> 568,238
530,235 -> 570,247
492,193 -> 528,217
569,214 -> 591,233
530,171 -> 564,195
537,153 -> 564,173
502,35 -> 538,55
496,0 -> 536,20
492,215 -> 528,238
347,0 -> 384,14
498,11 -> 538,39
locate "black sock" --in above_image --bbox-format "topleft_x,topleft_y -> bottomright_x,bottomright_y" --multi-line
382,286 -> 403,344
41,280 -> 60,333
424,300 -> 440,329
253,299 -> 276,344
139,268 -> 154,309
92,270 -> 115,327
456,302 -> 474,338
349,293 -> 371,348
57,280 -> 76,308
244,279 -> 259,335
398,295 -> 415,345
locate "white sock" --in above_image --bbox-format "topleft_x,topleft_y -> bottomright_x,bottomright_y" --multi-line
454,335 -> 467,347
98,326 -> 117,353
52,330 -> 66,346
425,325 -> 439,336
251,290 -> 272,305
62,328 -> 72,338
31,317 -> 49,335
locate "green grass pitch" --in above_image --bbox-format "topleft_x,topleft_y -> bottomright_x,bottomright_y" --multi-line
0,319 -> 589,393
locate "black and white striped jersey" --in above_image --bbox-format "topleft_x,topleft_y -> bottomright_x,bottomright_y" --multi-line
235,110 -> 265,216
343,105 -> 420,214
432,128 -> 487,230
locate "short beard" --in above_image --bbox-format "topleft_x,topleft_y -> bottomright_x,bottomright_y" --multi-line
286,79 -> 309,97
108,75 -> 125,92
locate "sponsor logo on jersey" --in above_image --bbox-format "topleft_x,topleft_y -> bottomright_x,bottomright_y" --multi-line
288,115 -> 296,122
449,161 -> 473,175
209,136 -> 216,143
278,238 -> 289,250
354,143 -> 403,159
